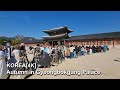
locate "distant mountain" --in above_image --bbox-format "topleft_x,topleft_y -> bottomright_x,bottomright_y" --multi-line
20,37 -> 42,43
13,35 -> 43,44
0,35 -> 38,40
0,36 -> 5,38
14,35 -> 24,40
0,35 -> 43,44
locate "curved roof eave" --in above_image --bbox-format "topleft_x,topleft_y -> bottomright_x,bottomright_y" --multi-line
43,26 -> 73,33
42,33 -> 68,39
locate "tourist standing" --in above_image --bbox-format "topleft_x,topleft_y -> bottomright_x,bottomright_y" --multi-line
40,45 -> 44,51
11,45 -> 21,64
92,45 -> 96,53
86,46 -> 90,54
74,45 -> 79,58
65,46 -> 70,58
89,47 -> 92,54
5,43 -> 12,61
81,46 -> 85,56
103,45 -> 107,52
70,45 -> 74,58
78,46 -> 81,56
0,44 -> 8,79
43,45 -> 48,53
28,46 -> 34,54
20,43 -> 29,62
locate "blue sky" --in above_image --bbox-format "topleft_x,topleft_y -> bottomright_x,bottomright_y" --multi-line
0,11 -> 120,39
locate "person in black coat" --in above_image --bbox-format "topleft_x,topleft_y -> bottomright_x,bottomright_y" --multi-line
78,46 -> 81,56
75,45 -> 79,58
20,43 -> 29,63
92,45 -> 96,53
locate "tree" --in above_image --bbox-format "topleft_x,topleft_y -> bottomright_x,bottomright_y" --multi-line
0,37 -> 9,45
11,39 -> 21,45
0,38 -> 3,44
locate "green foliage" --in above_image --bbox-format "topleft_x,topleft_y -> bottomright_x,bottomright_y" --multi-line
0,37 -> 21,45
0,39 -> 3,44
11,39 -> 21,45
0,37 -> 10,45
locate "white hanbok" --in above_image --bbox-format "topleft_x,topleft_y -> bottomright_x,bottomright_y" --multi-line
0,51 -> 8,79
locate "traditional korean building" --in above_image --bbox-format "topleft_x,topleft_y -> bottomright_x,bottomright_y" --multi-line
42,26 -> 120,48
42,26 -> 73,46
19,26 -> 120,48
66,31 -> 120,48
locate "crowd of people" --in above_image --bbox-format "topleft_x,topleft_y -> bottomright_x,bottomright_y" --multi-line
0,42 -> 109,79
65,45 -> 109,58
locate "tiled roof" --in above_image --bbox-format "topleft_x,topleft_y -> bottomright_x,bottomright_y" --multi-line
66,31 -> 120,41
43,26 -> 73,35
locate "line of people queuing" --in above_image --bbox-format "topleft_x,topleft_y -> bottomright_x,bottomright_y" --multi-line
65,45 -> 109,59
0,42 -> 109,79
26,44 -> 109,61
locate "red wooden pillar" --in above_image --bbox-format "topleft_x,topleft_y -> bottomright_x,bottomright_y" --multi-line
90,40 -> 91,45
104,39 -> 105,45
97,39 -> 98,45
84,40 -> 85,46
52,41 -> 53,47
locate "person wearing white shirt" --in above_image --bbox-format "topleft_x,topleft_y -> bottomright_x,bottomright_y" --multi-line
81,46 -> 85,55
40,45 -> 44,51
11,45 -> 20,64
89,48 -> 92,55
0,44 -> 8,79
70,45 -> 74,58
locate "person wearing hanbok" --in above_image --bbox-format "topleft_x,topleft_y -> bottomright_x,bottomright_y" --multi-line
39,45 -> 52,67
0,44 -> 8,79
43,46 -> 48,53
